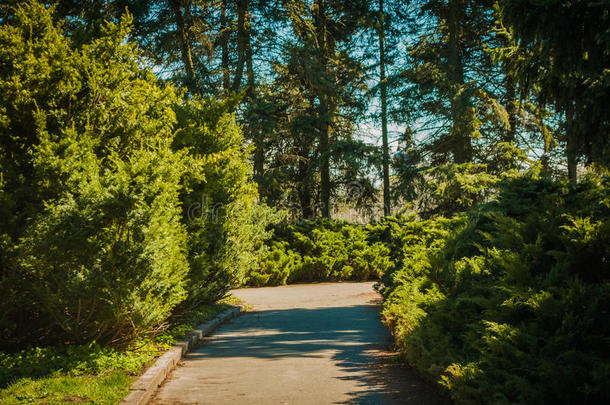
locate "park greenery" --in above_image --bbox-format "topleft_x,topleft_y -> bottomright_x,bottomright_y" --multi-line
0,0 -> 608,403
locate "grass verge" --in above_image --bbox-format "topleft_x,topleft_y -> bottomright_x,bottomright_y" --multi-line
0,297 -> 241,404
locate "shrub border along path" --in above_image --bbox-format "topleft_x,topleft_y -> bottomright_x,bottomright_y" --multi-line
120,305 -> 244,405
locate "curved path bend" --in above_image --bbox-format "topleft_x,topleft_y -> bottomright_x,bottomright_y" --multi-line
151,282 -> 445,404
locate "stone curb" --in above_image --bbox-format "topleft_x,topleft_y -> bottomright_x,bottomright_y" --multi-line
120,305 -> 243,405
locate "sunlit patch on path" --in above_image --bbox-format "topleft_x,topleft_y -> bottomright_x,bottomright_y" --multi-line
150,282 -> 445,405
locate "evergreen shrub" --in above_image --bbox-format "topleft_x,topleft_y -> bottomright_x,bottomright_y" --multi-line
247,218 -> 393,285
172,95 -> 278,307
380,170 -> 610,404
0,2 -> 270,350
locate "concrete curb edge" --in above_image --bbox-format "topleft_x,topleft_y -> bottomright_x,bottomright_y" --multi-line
120,305 -> 244,405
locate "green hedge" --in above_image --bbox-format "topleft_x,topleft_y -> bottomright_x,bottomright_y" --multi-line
0,4 -> 190,348
172,95 -> 277,307
379,170 -> 610,404
0,2 -> 270,351
247,219 -> 393,286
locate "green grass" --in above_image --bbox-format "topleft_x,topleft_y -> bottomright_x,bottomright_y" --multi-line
0,297 -> 242,404
0,372 -> 134,404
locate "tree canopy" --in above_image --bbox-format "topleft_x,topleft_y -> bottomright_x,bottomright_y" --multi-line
0,1 -> 608,403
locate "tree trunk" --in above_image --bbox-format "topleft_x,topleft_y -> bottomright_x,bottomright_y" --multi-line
298,154 -> 314,219
245,4 -> 260,188
319,104 -> 331,218
315,0 -> 331,218
505,75 -> 516,144
297,140 -> 314,219
566,102 -> 578,184
448,0 -> 472,163
245,13 -> 255,96
169,0 -> 196,93
378,0 -> 390,216
232,0 -> 248,91
220,0 -> 230,91
253,130 -> 264,187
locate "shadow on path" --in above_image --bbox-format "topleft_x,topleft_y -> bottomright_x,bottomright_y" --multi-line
187,303 -> 445,404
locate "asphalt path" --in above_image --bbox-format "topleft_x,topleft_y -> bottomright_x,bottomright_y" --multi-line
151,282 -> 445,404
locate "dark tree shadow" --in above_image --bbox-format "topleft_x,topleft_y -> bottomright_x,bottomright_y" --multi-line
187,301 -> 447,404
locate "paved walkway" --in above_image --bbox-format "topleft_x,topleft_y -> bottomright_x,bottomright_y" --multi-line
151,282 -> 445,404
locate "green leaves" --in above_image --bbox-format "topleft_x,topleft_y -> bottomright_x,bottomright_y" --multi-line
247,218 -> 394,285
380,171 -> 610,404
500,0 -> 610,167
0,1 -> 264,350
172,94 -> 275,307
417,163 -> 501,217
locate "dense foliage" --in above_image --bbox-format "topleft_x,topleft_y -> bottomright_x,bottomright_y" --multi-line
172,94 -> 277,309
1,1 -> 608,404
0,2 -> 268,351
0,4 -> 186,349
248,219 -> 392,286
379,170 -> 610,404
